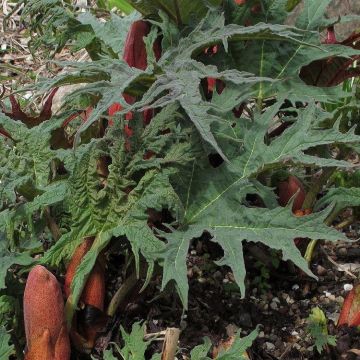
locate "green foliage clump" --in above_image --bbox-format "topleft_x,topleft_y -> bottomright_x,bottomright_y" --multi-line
1,0 -> 360,358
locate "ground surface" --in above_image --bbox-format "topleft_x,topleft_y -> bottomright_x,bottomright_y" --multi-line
98,229 -> 360,360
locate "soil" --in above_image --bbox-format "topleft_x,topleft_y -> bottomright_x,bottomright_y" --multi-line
89,220 -> 360,360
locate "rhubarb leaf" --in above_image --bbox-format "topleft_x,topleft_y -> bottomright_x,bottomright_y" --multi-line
216,328 -> 258,359
119,322 -> 149,360
307,307 -> 337,354
190,338 -> 212,360
0,241 -> 33,290
0,113 -> 68,194
315,187 -> 360,213
127,0 -> 222,25
78,12 -> 141,56
35,13 -> 319,155
161,101 -> 358,307
43,105 -> 198,323
108,0 -> 134,14
226,0 -> 360,101
102,350 -> 118,360
223,102 -> 360,174
0,327 -> 14,359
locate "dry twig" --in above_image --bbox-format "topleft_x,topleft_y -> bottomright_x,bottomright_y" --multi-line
161,328 -> 180,360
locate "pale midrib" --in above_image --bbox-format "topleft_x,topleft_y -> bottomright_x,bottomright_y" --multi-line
188,136 -> 258,223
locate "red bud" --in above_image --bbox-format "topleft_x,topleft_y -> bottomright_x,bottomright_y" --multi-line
24,265 -> 70,360
278,175 -> 306,213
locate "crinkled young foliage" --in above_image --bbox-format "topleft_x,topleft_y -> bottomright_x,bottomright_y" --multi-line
0,327 -> 14,360
21,0 -> 137,58
1,0 -> 360,353
102,322 -> 257,359
307,307 -> 336,354
99,322 -> 155,359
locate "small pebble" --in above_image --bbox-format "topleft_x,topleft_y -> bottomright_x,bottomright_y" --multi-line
227,272 -> 235,282
238,313 -> 252,328
316,265 -> 327,276
286,296 -> 295,305
213,270 -> 223,281
202,325 -> 209,332
328,312 -> 339,323
292,284 -> 300,291
279,307 -> 287,314
323,291 -> 336,301
344,284 -> 353,292
265,342 -> 275,351
269,335 -> 277,343
270,301 -> 278,310
338,247 -> 347,256
195,241 -> 203,254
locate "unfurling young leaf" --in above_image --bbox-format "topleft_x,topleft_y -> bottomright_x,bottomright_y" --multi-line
307,307 -> 336,354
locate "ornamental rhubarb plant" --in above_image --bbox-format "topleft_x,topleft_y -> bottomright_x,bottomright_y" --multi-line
1,0 -> 360,358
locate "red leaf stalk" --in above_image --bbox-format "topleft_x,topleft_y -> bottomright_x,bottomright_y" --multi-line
338,284 -> 360,327
108,20 -> 162,143
324,26 -> 337,44
64,237 -> 105,310
2,88 -> 58,128
65,237 -> 105,351
277,174 -> 309,246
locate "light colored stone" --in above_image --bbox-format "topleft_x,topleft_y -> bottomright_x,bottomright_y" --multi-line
265,342 -> 275,351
